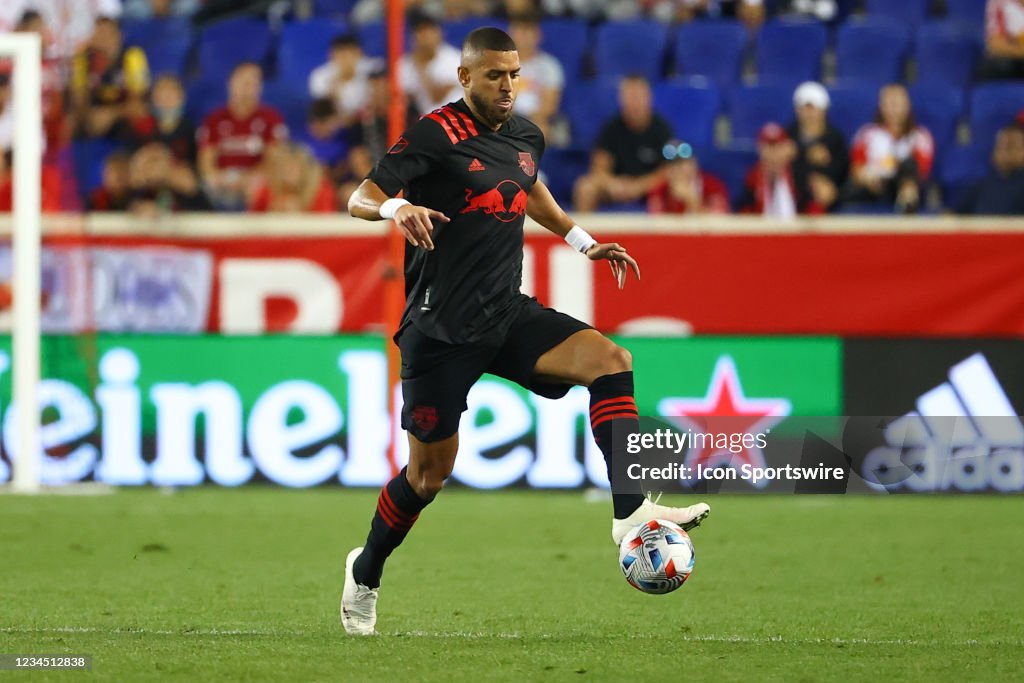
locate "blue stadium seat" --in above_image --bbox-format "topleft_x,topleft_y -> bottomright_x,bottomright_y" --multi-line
593,20 -> 670,81
835,20 -> 910,84
143,41 -> 191,78
539,148 -> 589,206
278,19 -> 349,87
540,19 -> 589,81
123,17 -> 191,48
72,138 -> 119,197
944,0 -> 986,29
562,79 -> 620,149
185,79 -> 225,123
700,144 -> 758,207
970,83 -> 1024,154
262,80 -> 310,136
196,18 -> 273,84
913,21 -> 982,89
939,143 -> 989,201
729,82 -> 793,142
652,78 -> 721,150
313,0 -> 358,18
673,20 -> 748,88
827,81 -> 879,142
908,83 -> 965,147
356,22 -> 412,58
445,18 -> 508,50
756,20 -> 827,84
865,0 -> 930,26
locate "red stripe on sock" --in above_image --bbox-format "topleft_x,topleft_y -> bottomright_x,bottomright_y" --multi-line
591,411 -> 640,431
381,487 -> 413,523
591,396 -> 636,415
590,400 -> 637,420
376,499 -> 401,529
425,113 -> 459,144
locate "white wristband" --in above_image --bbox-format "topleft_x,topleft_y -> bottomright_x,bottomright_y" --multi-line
379,197 -> 411,220
565,225 -> 597,254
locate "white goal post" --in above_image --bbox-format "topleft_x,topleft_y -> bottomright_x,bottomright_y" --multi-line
0,34 -> 42,493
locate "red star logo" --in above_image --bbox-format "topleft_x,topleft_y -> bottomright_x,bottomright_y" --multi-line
657,356 -> 790,486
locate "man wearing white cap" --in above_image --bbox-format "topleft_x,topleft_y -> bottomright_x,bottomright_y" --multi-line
786,81 -> 849,213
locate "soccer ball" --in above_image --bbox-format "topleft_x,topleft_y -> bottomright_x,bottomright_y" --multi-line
618,519 -> 695,594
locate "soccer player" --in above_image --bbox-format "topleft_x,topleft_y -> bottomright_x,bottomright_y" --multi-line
342,27 -> 710,635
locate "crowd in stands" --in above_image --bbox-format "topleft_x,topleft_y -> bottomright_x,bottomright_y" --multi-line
1,0 -> 1023,216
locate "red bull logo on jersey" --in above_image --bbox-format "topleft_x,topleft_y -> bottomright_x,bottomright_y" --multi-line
461,180 -> 528,223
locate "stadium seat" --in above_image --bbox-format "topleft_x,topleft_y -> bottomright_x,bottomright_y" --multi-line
700,143 -> 758,207
71,138 -> 119,196
185,79 -> 225,123
944,0 -> 987,29
835,20 -> 910,84
865,0 -> 931,26
196,18 -> 273,84
593,20 -> 670,81
445,18 -> 508,50
262,80 -> 310,135
356,22 -> 411,58
938,143 -> 989,201
278,19 -> 349,87
143,40 -> 191,78
826,81 -> 879,142
969,83 -> 1024,154
673,20 -> 748,88
539,148 -> 589,206
755,20 -> 827,84
122,17 -> 191,48
913,21 -> 982,89
313,0 -> 358,18
540,19 -> 589,81
728,82 -> 793,142
908,83 -> 965,147
652,78 -> 721,150
562,79 -> 620,149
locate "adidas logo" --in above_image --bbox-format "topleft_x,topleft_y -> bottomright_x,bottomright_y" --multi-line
862,353 -> 1024,492
468,158 -> 486,172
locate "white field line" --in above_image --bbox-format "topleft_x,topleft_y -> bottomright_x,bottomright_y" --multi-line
2,626 -> 1022,648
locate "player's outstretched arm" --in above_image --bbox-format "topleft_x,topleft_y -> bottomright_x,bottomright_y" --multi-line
527,179 -> 640,290
348,178 -> 450,251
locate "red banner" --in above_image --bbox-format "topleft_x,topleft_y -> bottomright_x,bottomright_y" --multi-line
33,230 -> 1024,337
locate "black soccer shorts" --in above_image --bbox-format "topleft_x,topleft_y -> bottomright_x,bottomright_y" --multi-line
397,296 -> 593,443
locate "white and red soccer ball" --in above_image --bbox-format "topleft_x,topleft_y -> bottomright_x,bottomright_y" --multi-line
618,519 -> 695,595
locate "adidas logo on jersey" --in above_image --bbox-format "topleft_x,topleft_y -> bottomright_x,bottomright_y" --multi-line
861,353 -> 1024,492
468,158 -> 486,172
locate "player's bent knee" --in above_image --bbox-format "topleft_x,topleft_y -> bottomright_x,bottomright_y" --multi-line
604,344 -> 632,375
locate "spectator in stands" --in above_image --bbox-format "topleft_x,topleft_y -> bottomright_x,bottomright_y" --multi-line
573,75 -> 673,212
647,141 -> 730,214
952,126 -> 1024,215
127,141 -> 209,215
123,0 -> 200,19
740,122 -> 822,218
249,142 -> 336,213
121,74 -> 196,165
668,0 -> 766,29
69,16 -> 150,139
87,149 -> 132,211
787,81 -> 847,213
775,0 -> 838,21
399,14 -> 463,115
196,62 -> 288,211
308,35 -> 377,136
1,0 -> 121,60
509,13 -> 563,140
982,0 -> 1024,79
843,84 -> 934,214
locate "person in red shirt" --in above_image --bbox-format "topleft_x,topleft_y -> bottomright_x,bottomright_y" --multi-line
248,142 -> 336,213
982,0 -> 1024,79
843,83 -> 934,213
739,122 -> 823,218
647,141 -> 730,214
197,62 -> 288,211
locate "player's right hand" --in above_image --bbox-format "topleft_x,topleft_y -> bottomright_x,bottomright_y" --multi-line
394,204 -> 450,251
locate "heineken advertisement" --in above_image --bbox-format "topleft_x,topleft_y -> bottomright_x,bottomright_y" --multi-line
0,335 -> 841,488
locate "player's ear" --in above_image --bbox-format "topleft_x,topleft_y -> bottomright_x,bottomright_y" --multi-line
457,65 -> 471,88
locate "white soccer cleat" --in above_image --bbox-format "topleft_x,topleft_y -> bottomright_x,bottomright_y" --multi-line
341,547 -> 378,636
612,498 -> 711,545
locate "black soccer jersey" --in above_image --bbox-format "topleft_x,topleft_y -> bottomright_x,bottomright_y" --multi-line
368,98 -> 545,344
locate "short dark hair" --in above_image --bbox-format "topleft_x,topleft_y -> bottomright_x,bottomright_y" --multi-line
16,9 -> 43,29
410,12 -> 440,31
462,27 -> 517,53
330,34 -> 361,50
230,61 -> 262,77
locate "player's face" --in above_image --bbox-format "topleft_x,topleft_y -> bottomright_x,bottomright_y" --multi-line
460,50 -> 521,129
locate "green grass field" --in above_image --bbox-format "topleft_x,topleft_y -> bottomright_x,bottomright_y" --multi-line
1,488 -> 1022,682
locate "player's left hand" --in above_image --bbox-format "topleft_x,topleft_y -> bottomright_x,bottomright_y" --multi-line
585,243 -> 641,290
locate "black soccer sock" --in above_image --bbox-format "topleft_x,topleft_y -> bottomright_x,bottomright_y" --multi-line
352,466 -> 430,588
590,371 -> 646,519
